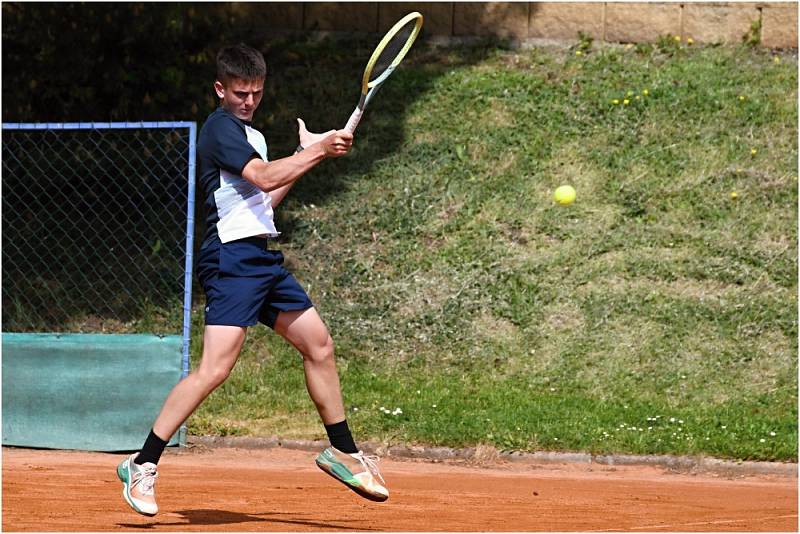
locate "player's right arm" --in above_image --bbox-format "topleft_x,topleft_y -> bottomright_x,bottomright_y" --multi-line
242,130 -> 352,193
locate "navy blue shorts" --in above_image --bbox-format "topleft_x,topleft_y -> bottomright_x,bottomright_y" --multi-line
196,237 -> 314,328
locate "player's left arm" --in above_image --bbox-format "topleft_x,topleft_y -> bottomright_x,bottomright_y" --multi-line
271,118 -> 340,208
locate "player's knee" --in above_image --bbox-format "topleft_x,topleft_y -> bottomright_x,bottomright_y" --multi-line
304,335 -> 334,365
198,365 -> 233,390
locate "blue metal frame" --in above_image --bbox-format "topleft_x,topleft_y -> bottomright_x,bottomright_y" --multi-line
2,121 -> 197,379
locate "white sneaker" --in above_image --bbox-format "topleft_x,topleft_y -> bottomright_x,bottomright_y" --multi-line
116,453 -> 159,515
315,447 -> 389,502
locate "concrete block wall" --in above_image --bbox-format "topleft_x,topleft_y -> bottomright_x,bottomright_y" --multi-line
251,2 -> 798,48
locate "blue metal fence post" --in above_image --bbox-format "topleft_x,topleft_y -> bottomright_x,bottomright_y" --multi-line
179,122 -> 197,447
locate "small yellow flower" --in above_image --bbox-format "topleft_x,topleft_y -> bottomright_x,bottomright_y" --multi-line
687,37 -> 694,45
626,90 -> 634,97
612,99 -> 620,105
623,99 -> 630,105
635,95 -> 641,100
643,89 -> 649,96
730,191 -> 738,200
739,95 -> 746,101
774,56 -> 781,64
625,43 -> 634,50
674,35 -> 681,42
736,168 -> 743,173
576,50 -> 583,56
751,148 -> 758,156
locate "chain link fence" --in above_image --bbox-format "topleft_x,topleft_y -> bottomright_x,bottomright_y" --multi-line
2,122 -> 196,367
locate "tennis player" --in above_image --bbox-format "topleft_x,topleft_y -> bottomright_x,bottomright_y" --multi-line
116,43 -> 388,516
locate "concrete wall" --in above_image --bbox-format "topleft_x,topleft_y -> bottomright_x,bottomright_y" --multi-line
253,2 -> 798,48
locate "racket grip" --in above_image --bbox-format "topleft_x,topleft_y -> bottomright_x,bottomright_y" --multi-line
344,107 -> 363,134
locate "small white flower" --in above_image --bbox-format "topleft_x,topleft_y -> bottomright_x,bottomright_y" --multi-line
770,432 -> 776,436
678,420 -> 684,424
760,438 -> 766,443
432,404 -> 437,408
550,387 -> 556,392
670,417 -> 676,423
416,390 -> 421,394
648,427 -> 653,430
721,425 -> 727,429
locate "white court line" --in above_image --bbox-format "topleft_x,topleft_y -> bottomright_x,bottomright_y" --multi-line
588,513 -> 798,532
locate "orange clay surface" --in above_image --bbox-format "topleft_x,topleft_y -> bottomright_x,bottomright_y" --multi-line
2,445 -> 797,532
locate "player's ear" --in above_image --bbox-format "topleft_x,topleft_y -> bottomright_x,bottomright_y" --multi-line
214,80 -> 225,99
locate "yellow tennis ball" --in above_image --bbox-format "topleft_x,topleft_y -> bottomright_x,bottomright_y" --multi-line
554,185 -> 576,205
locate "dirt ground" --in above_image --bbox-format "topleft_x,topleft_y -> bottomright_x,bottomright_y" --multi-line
2,445 -> 797,532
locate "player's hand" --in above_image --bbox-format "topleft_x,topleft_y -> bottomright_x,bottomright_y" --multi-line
318,129 -> 353,158
297,118 -> 335,149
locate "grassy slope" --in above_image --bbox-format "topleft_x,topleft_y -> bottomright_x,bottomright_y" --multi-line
190,39 -> 797,462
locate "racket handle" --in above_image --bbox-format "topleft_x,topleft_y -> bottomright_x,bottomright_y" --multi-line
344,106 -> 363,134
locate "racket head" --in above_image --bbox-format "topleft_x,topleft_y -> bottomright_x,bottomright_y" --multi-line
361,12 -> 423,92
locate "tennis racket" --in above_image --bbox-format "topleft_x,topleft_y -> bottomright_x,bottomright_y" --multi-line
343,11 -> 423,134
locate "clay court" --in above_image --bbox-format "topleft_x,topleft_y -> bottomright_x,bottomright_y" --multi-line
3,445 -> 797,532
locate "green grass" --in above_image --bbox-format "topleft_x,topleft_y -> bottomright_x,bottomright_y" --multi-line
190,38 -> 797,462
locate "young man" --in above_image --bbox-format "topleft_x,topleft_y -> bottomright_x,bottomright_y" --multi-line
116,43 -> 388,516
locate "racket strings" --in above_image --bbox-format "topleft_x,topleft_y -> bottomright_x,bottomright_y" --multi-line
369,21 -> 416,83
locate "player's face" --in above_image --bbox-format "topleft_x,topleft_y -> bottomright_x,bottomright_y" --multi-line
215,77 -> 264,121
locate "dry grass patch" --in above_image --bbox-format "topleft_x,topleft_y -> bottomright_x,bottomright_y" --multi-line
472,311 -> 520,344
468,443 -> 501,465
394,271 -> 460,320
189,413 -> 322,439
483,99 -> 515,129
541,300 -> 585,335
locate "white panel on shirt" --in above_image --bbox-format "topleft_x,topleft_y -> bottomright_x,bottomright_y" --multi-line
215,125 -> 280,243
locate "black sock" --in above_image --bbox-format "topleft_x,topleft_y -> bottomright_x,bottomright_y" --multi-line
135,429 -> 169,465
324,420 -> 358,454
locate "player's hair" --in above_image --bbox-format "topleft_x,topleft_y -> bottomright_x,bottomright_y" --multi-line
216,43 -> 266,84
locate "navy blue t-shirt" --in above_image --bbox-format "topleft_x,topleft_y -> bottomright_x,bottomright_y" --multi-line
197,108 -> 279,249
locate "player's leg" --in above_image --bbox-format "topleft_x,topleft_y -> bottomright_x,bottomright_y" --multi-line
152,325 -> 247,439
274,308 -> 345,424
274,308 -> 389,502
117,325 -> 247,516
